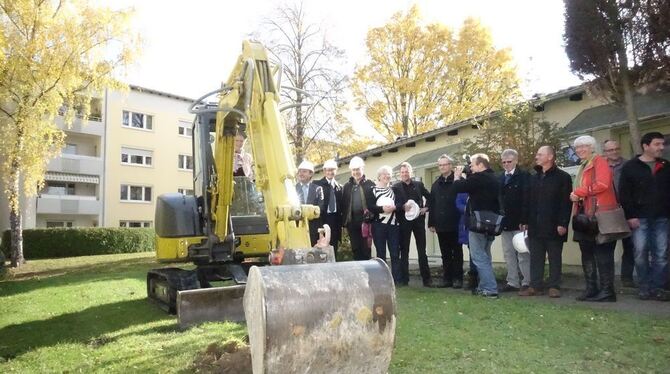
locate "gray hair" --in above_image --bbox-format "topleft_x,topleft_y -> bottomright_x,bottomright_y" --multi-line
437,154 -> 454,164
501,149 -> 518,159
470,153 -> 491,169
574,135 -> 598,150
377,165 -> 393,180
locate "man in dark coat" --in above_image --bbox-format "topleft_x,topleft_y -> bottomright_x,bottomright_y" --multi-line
428,155 -> 463,288
519,146 -> 572,298
619,132 -> 670,301
498,149 -> 531,293
342,156 -> 376,261
393,162 -> 433,287
315,159 -> 344,258
296,160 -> 324,246
452,154 -> 501,298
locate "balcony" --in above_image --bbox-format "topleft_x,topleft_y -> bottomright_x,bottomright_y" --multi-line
47,154 -> 103,175
36,195 -> 101,215
55,115 -> 104,137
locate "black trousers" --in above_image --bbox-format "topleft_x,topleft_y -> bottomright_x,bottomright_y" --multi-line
620,236 -> 635,281
347,221 -> 370,261
436,231 -> 463,282
323,213 -> 342,258
529,237 -> 564,289
579,239 -> 616,290
400,216 -> 430,283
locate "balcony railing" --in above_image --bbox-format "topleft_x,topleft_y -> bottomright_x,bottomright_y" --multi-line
47,154 -> 103,175
36,195 -> 101,215
55,116 -> 104,136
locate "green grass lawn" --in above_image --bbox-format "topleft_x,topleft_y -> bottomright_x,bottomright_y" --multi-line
1,253 -> 668,373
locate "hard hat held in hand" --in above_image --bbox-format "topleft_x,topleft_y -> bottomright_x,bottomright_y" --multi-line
404,200 -> 420,221
513,231 -> 529,253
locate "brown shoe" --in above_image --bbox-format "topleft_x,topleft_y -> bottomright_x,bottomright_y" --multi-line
548,288 -> 561,298
518,287 -> 543,296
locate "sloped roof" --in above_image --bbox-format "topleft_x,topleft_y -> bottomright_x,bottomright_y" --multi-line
563,92 -> 670,134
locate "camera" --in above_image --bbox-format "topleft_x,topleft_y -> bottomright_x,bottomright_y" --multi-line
462,154 -> 473,176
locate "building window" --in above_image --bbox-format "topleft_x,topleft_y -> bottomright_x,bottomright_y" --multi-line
122,110 -> 153,130
120,220 -> 152,228
63,143 -> 78,155
121,147 -> 153,166
43,182 -> 75,195
120,184 -> 152,202
46,221 -> 74,228
178,121 -> 192,137
178,188 -> 194,195
178,154 -> 193,170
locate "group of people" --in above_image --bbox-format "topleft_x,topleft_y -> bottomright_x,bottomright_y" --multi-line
294,131 -> 669,303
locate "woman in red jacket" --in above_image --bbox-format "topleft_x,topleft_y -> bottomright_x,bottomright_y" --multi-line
570,135 -> 619,302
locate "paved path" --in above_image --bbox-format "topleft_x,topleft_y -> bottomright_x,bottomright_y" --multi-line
407,266 -> 670,318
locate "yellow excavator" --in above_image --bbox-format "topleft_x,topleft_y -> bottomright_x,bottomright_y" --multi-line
147,41 -> 396,372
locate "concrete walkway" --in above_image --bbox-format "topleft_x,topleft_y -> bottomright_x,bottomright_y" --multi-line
408,265 -> 670,318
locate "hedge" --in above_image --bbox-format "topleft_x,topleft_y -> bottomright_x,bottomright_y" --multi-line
0,228 -> 155,260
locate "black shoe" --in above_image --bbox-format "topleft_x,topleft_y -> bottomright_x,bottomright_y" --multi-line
452,279 -> 463,289
638,292 -> 651,300
652,290 -> 670,302
477,290 -> 499,299
621,279 -> 636,288
499,284 -> 520,293
586,289 -> 617,302
443,280 -> 454,288
576,288 -> 599,301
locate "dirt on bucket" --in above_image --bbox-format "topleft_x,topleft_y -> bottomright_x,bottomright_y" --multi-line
192,339 -> 252,374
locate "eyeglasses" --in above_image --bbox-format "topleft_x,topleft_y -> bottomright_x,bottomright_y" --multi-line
604,148 -> 620,152
501,161 -> 514,164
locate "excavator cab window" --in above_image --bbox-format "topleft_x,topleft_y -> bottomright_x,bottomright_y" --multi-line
231,176 -> 269,235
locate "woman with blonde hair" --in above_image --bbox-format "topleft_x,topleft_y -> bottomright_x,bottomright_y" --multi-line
570,135 -> 619,302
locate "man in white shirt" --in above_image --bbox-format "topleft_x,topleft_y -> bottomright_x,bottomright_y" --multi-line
315,159 -> 343,257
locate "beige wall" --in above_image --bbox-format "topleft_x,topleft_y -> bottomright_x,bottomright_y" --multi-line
102,89 -> 194,228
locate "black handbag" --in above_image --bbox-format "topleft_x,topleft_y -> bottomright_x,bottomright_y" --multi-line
469,210 -> 505,236
468,192 -> 505,236
572,201 -> 599,234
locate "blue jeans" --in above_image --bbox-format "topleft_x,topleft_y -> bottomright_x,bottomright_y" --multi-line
632,217 -> 669,293
468,231 -> 497,295
372,222 -> 401,284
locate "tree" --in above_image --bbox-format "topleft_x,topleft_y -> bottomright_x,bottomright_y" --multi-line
352,6 -> 521,142
0,0 -> 139,267
564,0 -> 670,154
461,104 -> 566,171
255,1 -> 361,165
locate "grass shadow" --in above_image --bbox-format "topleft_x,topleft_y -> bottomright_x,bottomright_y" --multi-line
0,298 -> 172,359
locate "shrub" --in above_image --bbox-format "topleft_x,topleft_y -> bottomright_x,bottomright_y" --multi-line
0,228 -> 155,260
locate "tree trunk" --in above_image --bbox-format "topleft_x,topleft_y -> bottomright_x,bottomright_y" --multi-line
8,169 -> 24,268
616,29 -> 642,154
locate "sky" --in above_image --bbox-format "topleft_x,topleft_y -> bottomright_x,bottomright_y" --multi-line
115,0 -> 583,135
118,0 -> 582,97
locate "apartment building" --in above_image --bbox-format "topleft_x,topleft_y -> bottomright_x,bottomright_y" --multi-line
0,85 -> 195,231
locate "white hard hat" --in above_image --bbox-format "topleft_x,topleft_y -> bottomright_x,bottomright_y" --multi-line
513,231 -> 529,253
298,160 -> 314,172
404,200 -> 420,221
323,159 -> 338,170
349,156 -> 365,169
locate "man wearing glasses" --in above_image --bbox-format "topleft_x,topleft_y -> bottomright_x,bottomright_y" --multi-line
498,149 -> 531,293
603,140 -> 635,288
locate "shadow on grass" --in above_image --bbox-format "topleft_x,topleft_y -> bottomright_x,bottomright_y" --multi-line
0,258 -> 173,298
0,298 -> 174,359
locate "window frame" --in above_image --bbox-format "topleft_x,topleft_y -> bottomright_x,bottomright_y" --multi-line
178,154 -> 194,171
178,120 -> 193,137
120,184 -> 152,203
119,220 -> 152,228
122,110 -> 154,131
121,147 -> 153,167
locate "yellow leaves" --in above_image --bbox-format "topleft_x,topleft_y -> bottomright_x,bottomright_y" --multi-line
353,7 -> 521,142
0,0 -> 140,203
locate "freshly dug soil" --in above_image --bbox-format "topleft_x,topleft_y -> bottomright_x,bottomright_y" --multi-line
192,340 -> 252,374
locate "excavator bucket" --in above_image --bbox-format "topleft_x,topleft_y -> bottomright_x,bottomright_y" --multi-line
177,285 -> 246,327
244,259 -> 396,374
